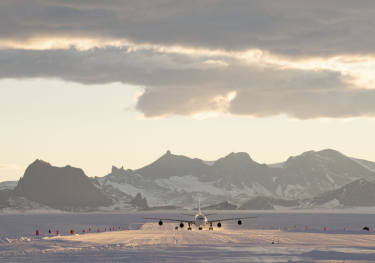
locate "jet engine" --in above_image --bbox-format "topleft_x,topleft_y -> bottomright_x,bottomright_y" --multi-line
238,220 -> 242,225
179,223 -> 184,228
159,220 -> 163,226
217,222 -> 222,228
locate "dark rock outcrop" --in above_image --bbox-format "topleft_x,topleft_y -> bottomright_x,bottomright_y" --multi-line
130,193 -> 149,209
201,201 -> 238,210
14,159 -> 113,208
239,196 -> 275,210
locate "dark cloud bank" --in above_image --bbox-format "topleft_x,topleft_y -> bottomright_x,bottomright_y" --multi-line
1,0 -> 375,119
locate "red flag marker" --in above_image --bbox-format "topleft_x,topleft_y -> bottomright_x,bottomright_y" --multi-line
295,225 -> 296,229
83,230 -> 85,233
98,229 -> 99,232
36,230 -> 39,236
306,226 -> 307,229
56,231 -> 59,235
324,227 -> 326,230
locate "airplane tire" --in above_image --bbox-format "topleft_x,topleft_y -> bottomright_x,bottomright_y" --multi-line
199,228 -> 202,230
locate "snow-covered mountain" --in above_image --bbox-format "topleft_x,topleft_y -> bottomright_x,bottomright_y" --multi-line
95,149 -> 375,207
237,179 -> 375,210
296,179 -> 375,209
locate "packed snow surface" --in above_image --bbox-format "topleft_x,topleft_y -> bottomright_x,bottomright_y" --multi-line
1,212 -> 375,262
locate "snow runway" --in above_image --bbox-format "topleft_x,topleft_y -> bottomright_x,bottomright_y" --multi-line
1,212 -> 375,262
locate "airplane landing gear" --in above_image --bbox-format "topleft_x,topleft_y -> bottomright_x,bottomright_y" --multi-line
187,223 -> 192,230
209,223 -> 213,230
199,227 -> 203,230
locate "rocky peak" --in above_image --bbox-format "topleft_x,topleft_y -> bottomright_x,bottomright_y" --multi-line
136,151 -> 208,179
112,165 -> 125,173
33,159 -> 51,166
14,160 -> 113,208
130,193 -> 149,209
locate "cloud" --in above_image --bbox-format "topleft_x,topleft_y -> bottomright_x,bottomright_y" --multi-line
1,1 -> 375,58
1,1 -> 375,119
1,47 -> 375,119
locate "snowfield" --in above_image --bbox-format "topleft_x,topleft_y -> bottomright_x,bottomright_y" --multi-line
1,212 -> 375,262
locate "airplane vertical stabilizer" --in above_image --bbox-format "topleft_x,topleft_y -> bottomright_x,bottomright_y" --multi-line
198,197 -> 201,214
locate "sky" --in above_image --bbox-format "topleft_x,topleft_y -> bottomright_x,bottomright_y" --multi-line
1,0 -> 375,182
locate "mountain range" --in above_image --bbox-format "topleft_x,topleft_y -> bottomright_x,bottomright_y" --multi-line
1,149 -> 375,212
95,149 -> 375,208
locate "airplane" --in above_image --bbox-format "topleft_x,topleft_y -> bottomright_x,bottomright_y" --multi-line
143,198 -> 257,230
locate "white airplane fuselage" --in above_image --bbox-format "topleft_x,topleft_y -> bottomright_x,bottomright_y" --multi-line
194,214 -> 207,227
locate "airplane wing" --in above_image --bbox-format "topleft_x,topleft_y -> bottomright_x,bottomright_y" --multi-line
207,216 -> 258,223
142,217 -> 195,223
180,213 -> 217,216
204,213 -> 217,216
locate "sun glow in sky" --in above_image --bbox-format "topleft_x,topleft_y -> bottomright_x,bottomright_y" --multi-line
1,1 -> 375,181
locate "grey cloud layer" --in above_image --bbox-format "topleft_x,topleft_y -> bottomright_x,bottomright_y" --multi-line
1,0 -> 375,57
2,1 -> 375,119
1,48 -> 374,119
